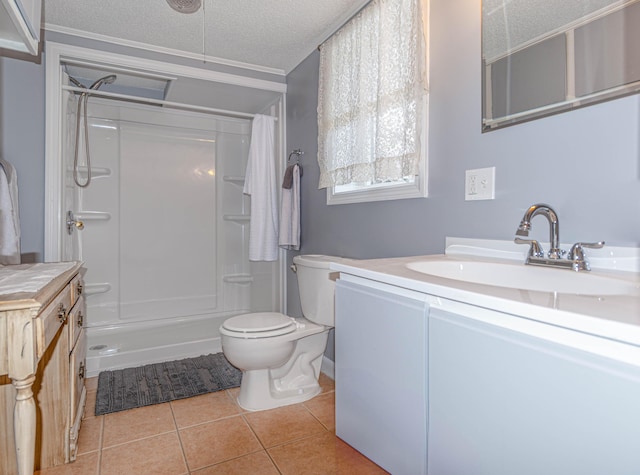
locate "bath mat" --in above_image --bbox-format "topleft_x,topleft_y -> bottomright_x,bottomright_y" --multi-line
94,353 -> 241,415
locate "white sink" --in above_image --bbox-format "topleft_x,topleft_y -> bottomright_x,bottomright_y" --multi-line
406,259 -> 640,295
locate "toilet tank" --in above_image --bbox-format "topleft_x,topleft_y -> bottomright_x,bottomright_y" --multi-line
293,254 -> 344,326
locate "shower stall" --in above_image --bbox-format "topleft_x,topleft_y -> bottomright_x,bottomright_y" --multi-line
45,43 -> 287,376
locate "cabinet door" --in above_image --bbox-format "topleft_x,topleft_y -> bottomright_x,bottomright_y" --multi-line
428,308 -> 640,475
335,278 -> 429,475
69,329 -> 87,462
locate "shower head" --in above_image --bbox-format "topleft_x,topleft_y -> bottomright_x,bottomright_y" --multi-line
89,74 -> 117,90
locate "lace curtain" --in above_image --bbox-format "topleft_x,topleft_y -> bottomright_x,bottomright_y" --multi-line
317,0 -> 428,189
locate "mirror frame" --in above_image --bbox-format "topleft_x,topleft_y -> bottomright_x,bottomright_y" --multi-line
482,0 -> 640,132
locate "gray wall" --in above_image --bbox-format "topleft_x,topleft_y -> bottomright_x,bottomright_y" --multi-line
285,0 -> 640,356
0,54 -> 46,262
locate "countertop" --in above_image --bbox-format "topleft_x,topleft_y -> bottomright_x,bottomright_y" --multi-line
330,238 -> 640,347
0,262 -> 82,311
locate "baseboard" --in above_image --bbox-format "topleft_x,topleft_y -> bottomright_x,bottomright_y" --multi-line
321,355 -> 335,380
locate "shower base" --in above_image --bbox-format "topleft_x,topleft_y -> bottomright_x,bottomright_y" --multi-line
85,313 -> 234,377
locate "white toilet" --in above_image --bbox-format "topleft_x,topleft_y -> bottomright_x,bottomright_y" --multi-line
220,254 -> 342,411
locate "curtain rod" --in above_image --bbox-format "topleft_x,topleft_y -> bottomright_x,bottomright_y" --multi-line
317,0 -> 374,50
61,85 -> 276,121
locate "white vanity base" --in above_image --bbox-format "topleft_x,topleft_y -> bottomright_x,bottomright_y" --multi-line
332,238 -> 640,475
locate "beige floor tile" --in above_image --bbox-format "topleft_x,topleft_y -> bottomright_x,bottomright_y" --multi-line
244,404 -> 327,448
268,431 -> 389,475
224,387 -> 247,411
102,402 -> 176,448
85,376 -> 99,392
318,373 -> 335,393
35,452 -> 100,475
170,391 -> 241,428
179,415 -> 262,471
226,387 -> 240,399
304,392 -> 335,432
83,390 -> 97,419
191,451 -> 279,474
100,431 -> 187,475
77,415 -> 103,455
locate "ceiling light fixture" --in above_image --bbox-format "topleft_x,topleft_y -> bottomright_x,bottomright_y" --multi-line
166,0 -> 202,14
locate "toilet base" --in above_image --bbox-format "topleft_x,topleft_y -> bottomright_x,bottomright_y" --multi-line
236,330 -> 329,411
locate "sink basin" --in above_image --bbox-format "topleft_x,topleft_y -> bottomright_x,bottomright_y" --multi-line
406,259 -> 640,295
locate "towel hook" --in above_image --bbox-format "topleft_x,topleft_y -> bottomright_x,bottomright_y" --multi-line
288,149 -> 304,164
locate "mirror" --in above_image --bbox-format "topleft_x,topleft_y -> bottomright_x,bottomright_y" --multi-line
482,0 -> 640,131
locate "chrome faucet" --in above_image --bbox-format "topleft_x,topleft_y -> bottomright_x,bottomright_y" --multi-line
514,203 -> 604,271
515,203 -> 563,259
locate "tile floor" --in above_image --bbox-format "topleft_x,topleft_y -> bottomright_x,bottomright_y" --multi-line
37,374 -> 388,474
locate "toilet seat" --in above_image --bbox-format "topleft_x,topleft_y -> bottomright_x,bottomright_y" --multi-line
221,312 -> 297,338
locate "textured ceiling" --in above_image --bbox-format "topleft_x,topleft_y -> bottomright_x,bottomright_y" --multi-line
43,0 -> 371,75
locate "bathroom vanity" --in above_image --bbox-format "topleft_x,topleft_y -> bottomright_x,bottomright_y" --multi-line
332,238 -> 640,475
0,262 -> 86,475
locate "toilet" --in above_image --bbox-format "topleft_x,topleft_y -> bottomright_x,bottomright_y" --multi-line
220,254 -> 342,411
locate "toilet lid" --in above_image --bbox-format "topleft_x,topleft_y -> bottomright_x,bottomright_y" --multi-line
222,312 -> 297,337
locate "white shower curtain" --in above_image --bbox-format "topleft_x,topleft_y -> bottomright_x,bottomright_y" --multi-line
244,114 -> 279,261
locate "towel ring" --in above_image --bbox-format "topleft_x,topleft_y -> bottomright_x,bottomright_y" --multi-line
288,149 -> 304,164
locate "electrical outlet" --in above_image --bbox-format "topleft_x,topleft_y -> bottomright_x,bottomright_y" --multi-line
465,167 -> 495,201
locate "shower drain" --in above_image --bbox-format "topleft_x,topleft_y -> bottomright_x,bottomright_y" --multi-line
89,344 -> 108,351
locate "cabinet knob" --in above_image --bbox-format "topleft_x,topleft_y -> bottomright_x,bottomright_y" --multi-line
77,312 -> 84,327
77,281 -> 83,295
78,362 -> 85,380
58,303 -> 68,324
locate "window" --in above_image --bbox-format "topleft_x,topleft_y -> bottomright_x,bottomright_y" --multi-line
317,0 -> 428,205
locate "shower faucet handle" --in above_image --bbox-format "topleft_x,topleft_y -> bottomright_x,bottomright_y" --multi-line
66,211 -> 84,234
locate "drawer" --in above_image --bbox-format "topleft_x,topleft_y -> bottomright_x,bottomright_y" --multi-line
37,284 -> 72,359
68,296 -> 85,351
70,275 -> 84,307
70,329 -> 87,417
69,329 -> 87,462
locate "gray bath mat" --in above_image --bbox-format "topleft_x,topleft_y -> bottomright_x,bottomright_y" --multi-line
95,353 -> 242,416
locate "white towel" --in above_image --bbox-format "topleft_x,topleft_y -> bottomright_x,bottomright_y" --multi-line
279,164 -> 301,250
0,158 -> 20,265
244,114 -> 279,261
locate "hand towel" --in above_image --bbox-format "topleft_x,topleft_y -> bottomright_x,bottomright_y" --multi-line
282,164 -> 303,189
0,158 -> 20,265
243,114 -> 279,261
279,163 -> 301,251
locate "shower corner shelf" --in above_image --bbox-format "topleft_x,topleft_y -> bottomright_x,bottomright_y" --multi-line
222,274 -> 254,284
76,166 -> 112,179
223,175 -> 245,185
223,214 -> 251,223
76,211 -> 111,221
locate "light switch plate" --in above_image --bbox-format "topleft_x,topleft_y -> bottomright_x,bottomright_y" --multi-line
465,167 -> 495,201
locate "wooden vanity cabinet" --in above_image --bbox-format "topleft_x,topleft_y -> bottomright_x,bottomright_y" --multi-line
0,262 -> 86,475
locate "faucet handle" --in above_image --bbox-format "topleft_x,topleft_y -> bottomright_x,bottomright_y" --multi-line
568,241 -> 605,260
514,237 -> 544,258
568,241 -> 605,271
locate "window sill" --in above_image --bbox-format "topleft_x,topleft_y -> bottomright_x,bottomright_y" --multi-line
326,179 -> 427,205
